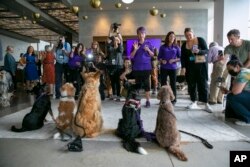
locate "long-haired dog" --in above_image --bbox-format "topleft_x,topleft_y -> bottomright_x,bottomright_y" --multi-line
155,85 -> 188,161
73,71 -> 103,138
11,83 -> 55,132
53,83 -> 76,140
0,70 -> 13,107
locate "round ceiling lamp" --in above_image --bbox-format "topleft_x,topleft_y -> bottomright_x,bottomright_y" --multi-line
122,0 -> 134,4
115,2 -> 122,8
90,0 -> 101,8
149,7 -> 159,16
71,6 -> 79,14
160,13 -> 166,18
32,12 -> 40,19
82,16 -> 88,20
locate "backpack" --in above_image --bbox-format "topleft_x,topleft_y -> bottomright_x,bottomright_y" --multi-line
116,99 -> 142,140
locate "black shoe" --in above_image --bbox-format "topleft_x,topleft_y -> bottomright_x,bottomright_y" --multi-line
208,101 -> 216,105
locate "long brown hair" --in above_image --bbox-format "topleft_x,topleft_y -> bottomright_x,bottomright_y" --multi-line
164,31 -> 177,46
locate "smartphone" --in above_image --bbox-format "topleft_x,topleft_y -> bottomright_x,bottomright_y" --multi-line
218,50 -> 223,56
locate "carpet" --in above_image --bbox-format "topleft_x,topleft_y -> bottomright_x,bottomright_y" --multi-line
0,98 -> 249,143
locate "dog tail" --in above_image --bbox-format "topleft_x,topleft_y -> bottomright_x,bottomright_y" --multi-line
122,139 -> 148,155
168,146 -> 188,161
11,125 -> 27,132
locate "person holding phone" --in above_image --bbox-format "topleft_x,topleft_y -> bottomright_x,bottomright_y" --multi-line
207,42 -> 227,104
220,59 -> 250,126
180,27 -> 212,113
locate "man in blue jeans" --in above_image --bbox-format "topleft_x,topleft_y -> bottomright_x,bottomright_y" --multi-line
55,36 -> 71,99
220,59 -> 250,126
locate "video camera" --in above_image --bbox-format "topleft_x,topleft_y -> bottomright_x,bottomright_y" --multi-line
57,39 -> 63,49
112,22 -> 121,32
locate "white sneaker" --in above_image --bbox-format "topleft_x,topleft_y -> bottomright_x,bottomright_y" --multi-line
187,101 -> 200,109
204,103 -> 213,113
235,121 -> 250,126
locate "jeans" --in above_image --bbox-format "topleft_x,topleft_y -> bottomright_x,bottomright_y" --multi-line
225,91 -> 250,123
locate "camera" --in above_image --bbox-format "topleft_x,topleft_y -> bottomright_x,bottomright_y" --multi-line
57,40 -> 63,49
85,49 -> 95,70
216,77 -> 225,83
218,50 -> 223,56
112,22 -> 121,32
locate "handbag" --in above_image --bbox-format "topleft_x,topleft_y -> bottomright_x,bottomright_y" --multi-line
121,86 -> 128,97
195,55 -> 206,63
67,136 -> 83,152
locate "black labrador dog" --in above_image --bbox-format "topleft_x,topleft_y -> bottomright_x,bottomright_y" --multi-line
11,83 -> 55,132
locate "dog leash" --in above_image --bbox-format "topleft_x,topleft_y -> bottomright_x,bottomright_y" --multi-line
159,102 -> 213,149
179,130 -> 213,149
73,88 -> 86,137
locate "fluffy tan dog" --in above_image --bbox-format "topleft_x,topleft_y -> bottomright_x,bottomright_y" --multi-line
73,71 -> 103,138
55,83 -> 76,133
155,85 -> 188,161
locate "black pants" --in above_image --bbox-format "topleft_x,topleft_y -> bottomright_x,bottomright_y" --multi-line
160,68 -> 177,102
6,70 -> 17,91
68,68 -> 83,98
109,68 -> 122,97
186,63 -> 208,103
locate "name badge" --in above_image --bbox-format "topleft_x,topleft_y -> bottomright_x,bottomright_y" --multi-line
189,56 -> 195,61
112,59 -> 116,65
59,55 -> 64,59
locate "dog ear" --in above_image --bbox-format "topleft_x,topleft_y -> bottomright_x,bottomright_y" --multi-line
81,71 -> 88,79
94,71 -> 101,79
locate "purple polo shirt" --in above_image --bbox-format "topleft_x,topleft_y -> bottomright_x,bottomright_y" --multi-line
158,44 -> 181,70
131,40 -> 153,71
68,54 -> 84,69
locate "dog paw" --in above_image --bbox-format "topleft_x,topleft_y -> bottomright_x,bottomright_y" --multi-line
137,147 -> 148,155
53,132 -> 61,139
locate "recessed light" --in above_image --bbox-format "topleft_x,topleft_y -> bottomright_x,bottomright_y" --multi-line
126,7 -> 129,10
122,0 -> 134,4
179,6 -> 182,9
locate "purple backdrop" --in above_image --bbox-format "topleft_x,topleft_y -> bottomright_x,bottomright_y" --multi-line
126,38 -> 162,58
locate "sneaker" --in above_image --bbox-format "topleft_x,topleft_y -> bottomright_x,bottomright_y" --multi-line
186,101 -> 200,109
145,101 -> 150,108
116,96 -> 121,102
204,104 -> 213,113
235,121 -> 250,126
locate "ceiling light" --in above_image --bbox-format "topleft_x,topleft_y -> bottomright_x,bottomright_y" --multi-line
160,13 -> 166,18
115,2 -> 122,8
90,0 -> 101,8
83,16 -> 88,20
33,12 -> 40,19
122,0 -> 134,4
149,7 -> 159,16
71,6 -> 79,14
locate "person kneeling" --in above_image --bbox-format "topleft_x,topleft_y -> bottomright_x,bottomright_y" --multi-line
220,59 -> 250,126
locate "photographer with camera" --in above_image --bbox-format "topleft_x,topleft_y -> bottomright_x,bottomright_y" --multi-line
207,42 -> 227,104
55,36 -> 71,99
106,23 -> 124,101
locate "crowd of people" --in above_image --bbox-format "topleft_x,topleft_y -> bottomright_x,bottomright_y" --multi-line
3,26 -> 250,126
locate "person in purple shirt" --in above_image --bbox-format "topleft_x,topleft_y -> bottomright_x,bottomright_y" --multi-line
158,31 -> 181,104
68,43 -> 85,99
130,26 -> 154,107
